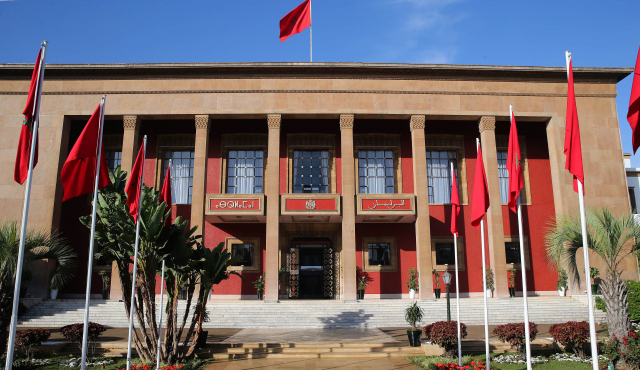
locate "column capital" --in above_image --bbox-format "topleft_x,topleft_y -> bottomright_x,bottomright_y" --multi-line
340,114 -> 354,130
479,116 -> 496,133
123,116 -> 141,130
195,115 -> 211,130
410,115 -> 426,131
267,114 -> 281,129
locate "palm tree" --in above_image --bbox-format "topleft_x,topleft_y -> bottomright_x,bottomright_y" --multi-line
0,222 -> 77,351
545,208 -> 639,340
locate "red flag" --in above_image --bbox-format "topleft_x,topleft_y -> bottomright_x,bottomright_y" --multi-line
160,165 -> 172,216
470,143 -> 490,229
14,49 -> 43,184
507,109 -> 524,212
629,47 -> 640,154
60,104 -> 111,201
564,55 -> 585,193
451,166 -> 460,237
279,0 -> 311,42
125,145 -> 146,222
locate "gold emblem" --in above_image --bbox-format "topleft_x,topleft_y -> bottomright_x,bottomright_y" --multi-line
305,199 -> 316,210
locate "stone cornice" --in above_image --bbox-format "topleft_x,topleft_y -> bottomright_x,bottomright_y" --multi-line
0,62 -> 632,83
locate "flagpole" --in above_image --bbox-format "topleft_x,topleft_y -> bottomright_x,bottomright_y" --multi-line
79,95 -> 107,370
477,138 -> 490,369
510,105 -> 532,370
309,0 -> 312,62
566,51 -> 599,370
156,260 -> 165,370
451,163 -> 462,367
5,41 -> 47,370
127,135 -> 147,370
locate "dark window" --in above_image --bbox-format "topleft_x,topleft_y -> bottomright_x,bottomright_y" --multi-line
435,242 -> 455,265
227,150 -> 264,194
161,150 -> 195,204
368,243 -> 391,266
231,244 -> 254,266
498,150 -> 523,204
358,150 -> 395,194
293,150 -> 329,193
105,150 -> 122,173
426,150 -> 457,203
505,242 -> 521,264
630,188 -> 637,213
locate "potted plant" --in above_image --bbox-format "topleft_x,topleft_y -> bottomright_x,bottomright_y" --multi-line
356,276 -> 368,299
405,301 -> 424,347
433,270 -> 441,299
406,267 -> 419,299
508,268 -> 516,298
278,267 -> 288,295
557,268 -> 568,296
98,270 -> 110,299
254,274 -> 265,300
481,267 -> 494,297
590,267 -> 599,295
50,279 -> 59,300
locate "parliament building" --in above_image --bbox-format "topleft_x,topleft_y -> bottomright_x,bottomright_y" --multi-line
0,62 -> 635,301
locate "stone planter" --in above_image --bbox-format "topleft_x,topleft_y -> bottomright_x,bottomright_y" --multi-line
558,287 -> 566,296
407,330 -> 422,347
357,289 -> 365,300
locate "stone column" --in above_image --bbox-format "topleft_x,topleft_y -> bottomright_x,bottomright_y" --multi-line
479,116 -> 508,298
190,115 -> 211,233
340,115 -> 357,301
111,115 -> 141,300
265,114 -> 281,302
410,115 -> 434,299
121,116 -> 141,175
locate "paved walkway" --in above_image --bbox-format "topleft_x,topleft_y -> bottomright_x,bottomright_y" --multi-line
204,357 -> 418,370
222,328 -> 397,344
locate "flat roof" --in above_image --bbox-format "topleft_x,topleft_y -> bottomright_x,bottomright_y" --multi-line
0,62 -> 633,82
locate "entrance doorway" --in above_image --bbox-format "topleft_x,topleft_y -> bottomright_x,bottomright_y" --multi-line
288,240 -> 334,299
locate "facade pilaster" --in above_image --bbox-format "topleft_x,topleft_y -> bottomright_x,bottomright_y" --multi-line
340,115 -> 357,301
410,115 -> 434,299
265,114 -> 281,302
120,116 -> 141,175
190,115 -> 211,233
479,116 -> 509,298
111,115 -> 141,300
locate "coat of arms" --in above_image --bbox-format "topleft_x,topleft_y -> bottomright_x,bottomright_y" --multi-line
305,199 -> 316,210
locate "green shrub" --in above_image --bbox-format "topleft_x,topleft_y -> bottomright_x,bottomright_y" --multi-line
627,280 -> 640,322
423,321 -> 468,358
595,296 -> 607,312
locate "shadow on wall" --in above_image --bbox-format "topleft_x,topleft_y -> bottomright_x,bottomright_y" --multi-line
319,309 -> 374,328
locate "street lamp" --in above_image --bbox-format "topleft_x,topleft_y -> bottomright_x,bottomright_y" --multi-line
442,270 -> 452,321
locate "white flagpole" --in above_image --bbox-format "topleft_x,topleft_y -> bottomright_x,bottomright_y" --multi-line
80,95 -> 107,370
5,41 -> 48,370
566,51 -> 599,370
309,0 -> 312,62
156,260 -> 165,370
511,105 -> 532,370
451,163 -> 462,367
127,135 -> 147,370
477,138 -> 490,369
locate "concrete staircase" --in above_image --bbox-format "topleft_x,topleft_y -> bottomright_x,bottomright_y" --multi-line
18,297 -> 605,329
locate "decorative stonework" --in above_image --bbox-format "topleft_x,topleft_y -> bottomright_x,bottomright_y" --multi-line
287,133 -> 335,148
195,115 -> 210,130
424,135 -> 464,149
157,134 -> 195,148
267,114 -> 281,129
479,116 -> 496,132
354,134 -> 400,148
409,115 -> 425,131
339,115 -> 354,129
123,116 -> 141,130
221,134 -> 268,148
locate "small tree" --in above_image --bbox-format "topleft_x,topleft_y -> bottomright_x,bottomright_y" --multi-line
60,322 -> 106,356
423,321 -> 468,358
509,268 -> 516,288
493,322 -> 538,356
405,301 -> 424,331
15,329 -> 50,360
557,269 -> 568,291
433,270 -> 441,288
254,274 -> 265,293
549,321 -> 590,357
406,267 -> 419,292
480,267 -> 494,292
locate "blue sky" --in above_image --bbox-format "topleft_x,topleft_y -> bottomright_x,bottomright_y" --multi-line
1,0 -> 639,163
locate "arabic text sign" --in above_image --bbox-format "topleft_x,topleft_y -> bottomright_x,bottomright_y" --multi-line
210,198 -> 260,211
361,198 -> 412,211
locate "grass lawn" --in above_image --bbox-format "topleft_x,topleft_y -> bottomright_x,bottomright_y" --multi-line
409,353 -> 597,369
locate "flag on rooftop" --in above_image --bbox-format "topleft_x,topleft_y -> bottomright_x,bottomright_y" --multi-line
280,0 -> 311,42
